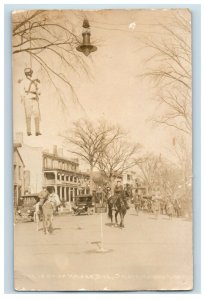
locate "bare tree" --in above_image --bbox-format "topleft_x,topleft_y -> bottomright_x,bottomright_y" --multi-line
97,138 -> 141,193
136,153 -> 181,198
135,154 -> 162,193
157,159 -> 182,198
140,10 -> 191,135
12,10 -> 91,109
62,119 -> 123,192
170,136 -> 192,210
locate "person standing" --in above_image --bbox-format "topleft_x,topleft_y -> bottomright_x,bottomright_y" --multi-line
20,68 -> 41,136
152,197 -> 161,218
133,191 -> 141,216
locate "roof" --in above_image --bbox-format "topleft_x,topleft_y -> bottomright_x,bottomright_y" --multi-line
13,146 -> 25,167
43,151 -> 79,166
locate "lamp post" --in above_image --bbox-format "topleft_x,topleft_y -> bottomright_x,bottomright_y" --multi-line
76,18 -> 97,56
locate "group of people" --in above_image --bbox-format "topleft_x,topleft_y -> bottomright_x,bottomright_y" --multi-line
133,191 -> 182,219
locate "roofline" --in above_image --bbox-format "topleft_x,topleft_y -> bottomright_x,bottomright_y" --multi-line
43,169 -> 90,177
14,147 -> 25,167
43,152 -> 79,165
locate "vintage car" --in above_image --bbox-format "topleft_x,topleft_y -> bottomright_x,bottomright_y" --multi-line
17,194 -> 39,221
72,194 -> 95,216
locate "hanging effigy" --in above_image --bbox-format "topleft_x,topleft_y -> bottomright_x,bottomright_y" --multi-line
20,68 -> 41,136
19,22 -> 42,136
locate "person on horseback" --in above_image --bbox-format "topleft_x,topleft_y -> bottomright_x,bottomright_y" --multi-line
48,187 -> 61,212
113,180 -> 129,210
38,187 -> 49,213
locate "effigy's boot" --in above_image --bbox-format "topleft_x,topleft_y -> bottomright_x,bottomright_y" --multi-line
35,117 -> 42,136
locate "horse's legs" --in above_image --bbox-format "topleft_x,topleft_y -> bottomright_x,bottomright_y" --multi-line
49,214 -> 53,233
108,205 -> 114,224
119,213 -> 122,228
110,210 -> 113,224
120,209 -> 127,228
36,213 -> 39,231
43,213 -> 49,234
115,211 -> 118,226
42,215 -> 46,234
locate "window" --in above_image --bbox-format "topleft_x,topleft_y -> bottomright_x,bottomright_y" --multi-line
53,160 -> 58,169
45,172 -> 55,180
47,158 -> 52,169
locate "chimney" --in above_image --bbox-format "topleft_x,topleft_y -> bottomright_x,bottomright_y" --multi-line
15,132 -> 24,144
53,145 -> 57,156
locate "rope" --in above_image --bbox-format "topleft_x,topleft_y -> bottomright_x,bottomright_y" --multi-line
29,21 -> 32,69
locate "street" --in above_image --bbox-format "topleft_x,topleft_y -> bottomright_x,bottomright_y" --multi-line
14,207 -> 193,291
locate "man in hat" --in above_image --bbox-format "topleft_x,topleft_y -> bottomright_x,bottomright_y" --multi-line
38,187 -> 49,213
20,67 -> 41,136
113,180 -> 129,210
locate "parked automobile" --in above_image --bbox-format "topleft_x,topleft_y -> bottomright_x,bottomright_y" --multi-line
72,194 -> 95,216
17,194 -> 39,221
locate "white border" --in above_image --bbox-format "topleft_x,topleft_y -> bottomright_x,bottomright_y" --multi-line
1,0 -> 204,299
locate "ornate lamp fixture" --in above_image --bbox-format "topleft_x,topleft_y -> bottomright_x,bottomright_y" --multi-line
76,18 -> 97,56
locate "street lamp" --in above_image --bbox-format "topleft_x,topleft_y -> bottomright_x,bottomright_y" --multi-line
76,18 -> 97,56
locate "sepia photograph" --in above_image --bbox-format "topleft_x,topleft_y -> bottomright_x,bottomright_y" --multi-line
12,9 -> 192,291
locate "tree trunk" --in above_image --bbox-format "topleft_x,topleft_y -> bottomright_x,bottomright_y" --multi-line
89,165 -> 94,194
110,176 -> 115,195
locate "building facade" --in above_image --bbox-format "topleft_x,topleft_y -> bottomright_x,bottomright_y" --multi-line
13,143 -> 25,206
43,150 -> 90,203
14,133 -> 90,201
122,170 -> 138,190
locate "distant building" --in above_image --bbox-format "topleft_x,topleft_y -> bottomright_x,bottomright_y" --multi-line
13,143 -> 25,206
18,143 -> 43,193
14,133 -> 90,201
24,170 -> 31,194
122,170 -> 138,190
43,148 -> 90,203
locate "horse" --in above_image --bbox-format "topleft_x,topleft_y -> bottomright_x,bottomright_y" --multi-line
33,201 -> 42,231
42,200 -> 55,234
107,193 -> 128,228
41,191 -> 61,234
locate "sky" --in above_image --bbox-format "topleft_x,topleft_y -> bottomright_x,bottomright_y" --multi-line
12,9 -> 191,168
